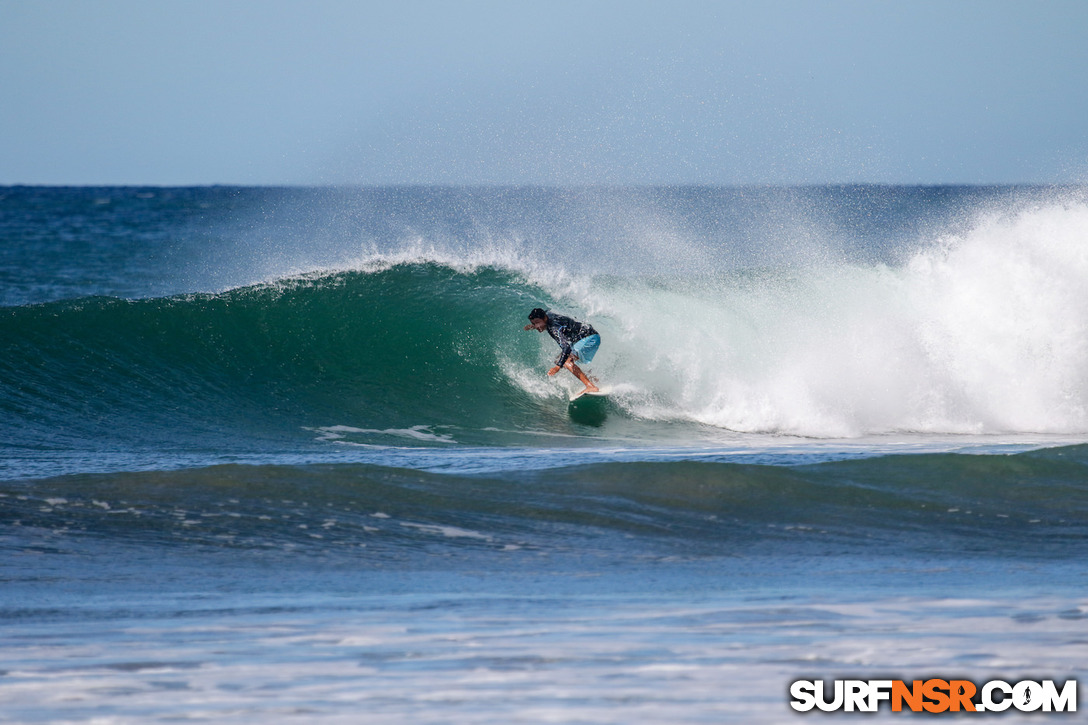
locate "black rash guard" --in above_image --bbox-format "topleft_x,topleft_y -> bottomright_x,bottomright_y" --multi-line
544,311 -> 598,367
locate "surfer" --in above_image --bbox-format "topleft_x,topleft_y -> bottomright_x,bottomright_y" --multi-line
523,308 -> 601,394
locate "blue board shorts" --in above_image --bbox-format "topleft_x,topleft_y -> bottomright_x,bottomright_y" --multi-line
571,334 -> 601,363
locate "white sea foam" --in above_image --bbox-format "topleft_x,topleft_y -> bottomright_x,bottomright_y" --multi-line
308,425 -> 457,444
1,592 -> 1083,724
400,521 -> 492,540
540,201 -> 1088,437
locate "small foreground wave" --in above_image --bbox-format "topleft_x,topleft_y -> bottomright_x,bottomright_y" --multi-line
4,445 -> 1088,561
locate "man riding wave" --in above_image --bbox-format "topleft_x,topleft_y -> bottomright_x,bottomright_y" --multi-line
523,308 -> 601,395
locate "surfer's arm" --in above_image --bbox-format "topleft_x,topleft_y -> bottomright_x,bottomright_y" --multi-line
550,356 -> 575,375
554,342 -> 573,368
552,327 -> 574,367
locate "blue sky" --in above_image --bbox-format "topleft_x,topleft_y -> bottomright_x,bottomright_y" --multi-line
2,0 -> 1086,185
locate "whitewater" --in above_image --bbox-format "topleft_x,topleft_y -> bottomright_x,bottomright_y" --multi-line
1,185 -> 1086,723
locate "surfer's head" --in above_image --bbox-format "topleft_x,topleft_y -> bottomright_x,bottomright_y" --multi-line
528,308 -> 548,331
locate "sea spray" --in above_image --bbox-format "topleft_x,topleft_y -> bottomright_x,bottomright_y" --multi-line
539,201 -> 1088,436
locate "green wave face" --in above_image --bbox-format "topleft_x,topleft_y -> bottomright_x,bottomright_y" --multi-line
1,264 -> 570,451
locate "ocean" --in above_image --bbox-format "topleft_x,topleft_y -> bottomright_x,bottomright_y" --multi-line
1,185 -> 1086,722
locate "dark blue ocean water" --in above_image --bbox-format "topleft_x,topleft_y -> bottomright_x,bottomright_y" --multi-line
2,186 -> 1086,722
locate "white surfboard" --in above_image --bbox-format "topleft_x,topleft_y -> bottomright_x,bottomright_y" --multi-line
569,386 -> 611,402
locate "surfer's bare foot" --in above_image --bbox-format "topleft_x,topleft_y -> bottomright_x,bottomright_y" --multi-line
584,384 -> 600,393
